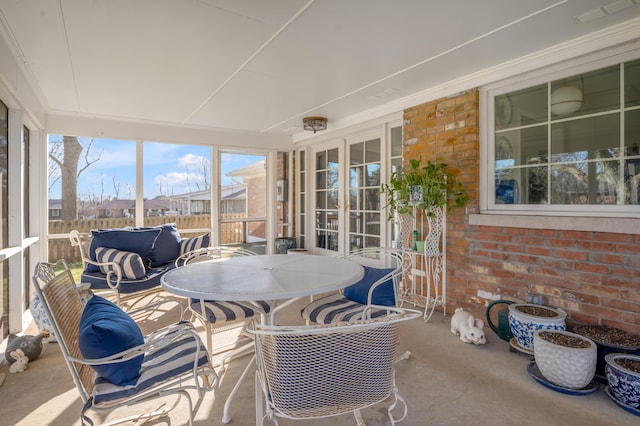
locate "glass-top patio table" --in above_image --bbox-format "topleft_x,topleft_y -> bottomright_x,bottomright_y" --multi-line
161,253 -> 364,424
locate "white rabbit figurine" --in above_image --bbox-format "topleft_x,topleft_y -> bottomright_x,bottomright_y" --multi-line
8,349 -> 29,373
450,307 -> 486,345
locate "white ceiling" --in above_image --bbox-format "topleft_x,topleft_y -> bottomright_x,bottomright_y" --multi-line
0,0 -> 639,140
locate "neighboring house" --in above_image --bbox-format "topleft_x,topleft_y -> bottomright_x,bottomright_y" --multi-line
220,185 -> 247,214
226,160 -> 267,242
168,189 -> 210,216
167,184 -> 247,216
48,199 -> 61,220
94,196 -> 171,218
166,161 -> 265,217
48,199 -> 98,220
94,199 -> 134,218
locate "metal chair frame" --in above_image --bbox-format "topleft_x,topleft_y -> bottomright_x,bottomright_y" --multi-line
250,307 -> 421,425
32,259 -> 218,426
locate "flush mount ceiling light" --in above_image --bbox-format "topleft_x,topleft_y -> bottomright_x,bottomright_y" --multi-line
551,76 -> 584,116
302,116 -> 327,133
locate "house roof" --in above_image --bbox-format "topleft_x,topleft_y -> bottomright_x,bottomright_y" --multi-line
226,160 -> 266,180
168,185 -> 246,201
96,197 -> 170,210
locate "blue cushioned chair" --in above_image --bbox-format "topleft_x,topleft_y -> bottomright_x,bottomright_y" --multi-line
174,246 -> 271,364
301,247 -> 406,325
70,229 -> 175,308
32,260 -> 218,426
70,228 -> 209,309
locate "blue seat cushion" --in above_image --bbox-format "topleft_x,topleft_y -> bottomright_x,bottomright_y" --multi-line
301,293 -> 391,325
89,322 -> 210,405
87,228 -> 162,272
191,299 -> 272,324
343,265 -> 396,306
78,296 -> 144,386
81,263 -> 175,294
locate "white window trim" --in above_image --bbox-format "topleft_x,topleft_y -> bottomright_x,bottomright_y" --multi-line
478,45 -> 640,233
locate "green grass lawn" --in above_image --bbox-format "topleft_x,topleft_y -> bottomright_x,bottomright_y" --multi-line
69,262 -> 83,283
53,261 -> 84,283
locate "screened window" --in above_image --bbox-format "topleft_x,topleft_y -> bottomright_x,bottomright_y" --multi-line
491,58 -> 640,212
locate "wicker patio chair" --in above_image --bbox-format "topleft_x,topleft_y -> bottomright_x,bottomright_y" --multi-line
175,246 -> 271,363
301,247 -> 406,324
32,259 -> 218,426
249,306 -> 421,425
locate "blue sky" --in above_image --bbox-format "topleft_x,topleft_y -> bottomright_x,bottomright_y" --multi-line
48,136 -> 264,200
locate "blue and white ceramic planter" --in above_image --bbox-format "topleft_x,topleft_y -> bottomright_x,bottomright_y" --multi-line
606,353 -> 640,409
408,185 -> 423,204
574,325 -> 640,381
30,294 -> 57,343
508,303 -> 566,351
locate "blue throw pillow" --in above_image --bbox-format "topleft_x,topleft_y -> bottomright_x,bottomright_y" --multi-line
343,265 -> 396,306
148,223 -> 181,267
95,247 -> 146,279
87,228 -> 162,272
78,295 -> 144,386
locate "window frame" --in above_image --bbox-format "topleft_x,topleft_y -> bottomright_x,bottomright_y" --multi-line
479,48 -> 640,226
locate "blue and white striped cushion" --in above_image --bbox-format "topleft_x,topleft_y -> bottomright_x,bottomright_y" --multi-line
179,234 -> 209,255
91,322 -> 209,405
191,300 -> 272,324
301,293 -> 389,325
95,247 -> 146,279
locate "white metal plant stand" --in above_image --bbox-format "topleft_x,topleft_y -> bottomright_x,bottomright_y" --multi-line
397,206 -> 446,322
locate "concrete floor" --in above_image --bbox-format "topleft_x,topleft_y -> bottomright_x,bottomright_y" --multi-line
0,292 -> 637,426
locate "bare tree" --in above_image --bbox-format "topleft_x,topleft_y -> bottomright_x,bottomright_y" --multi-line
48,136 -> 102,220
199,156 -> 210,190
125,182 -> 134,199
183,156 -> 210,192
112,176 -> 121,199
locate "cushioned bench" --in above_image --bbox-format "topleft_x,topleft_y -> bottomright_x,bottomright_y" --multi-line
70,224 -> 209,302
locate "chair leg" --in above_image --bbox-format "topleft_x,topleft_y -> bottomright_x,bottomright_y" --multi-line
394,350 -> 411,363
354,409 -> 366,425
205,322 -> 213,357
93,389 -> 192,426
255,370 -> 264,426
387,387 -> 408,425
222,354 -> 256,424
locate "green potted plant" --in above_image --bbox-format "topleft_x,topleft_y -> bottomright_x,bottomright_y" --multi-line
379,158 -> 468,219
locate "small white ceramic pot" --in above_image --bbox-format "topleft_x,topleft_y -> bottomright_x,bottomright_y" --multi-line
534,329 -> 597,389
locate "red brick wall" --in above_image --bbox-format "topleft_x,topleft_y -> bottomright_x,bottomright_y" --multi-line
402,89 -> 639,334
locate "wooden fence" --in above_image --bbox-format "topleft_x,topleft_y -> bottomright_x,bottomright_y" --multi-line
48,214 -> 246,263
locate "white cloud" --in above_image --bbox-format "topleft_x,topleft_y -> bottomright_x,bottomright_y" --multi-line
154,171 -> 206,195
179,153 -> 209,170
